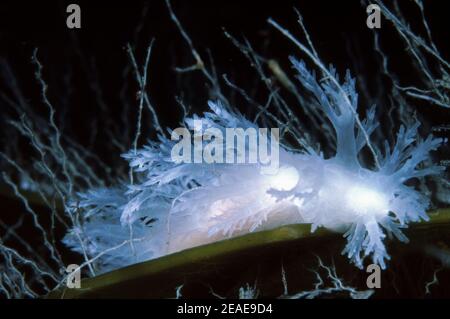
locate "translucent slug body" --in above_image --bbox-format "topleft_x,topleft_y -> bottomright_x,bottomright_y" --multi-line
64,59 -> 443,273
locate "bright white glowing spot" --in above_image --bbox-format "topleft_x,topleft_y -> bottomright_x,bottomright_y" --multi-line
346,186 -> 388,215
267,166 -> 299,191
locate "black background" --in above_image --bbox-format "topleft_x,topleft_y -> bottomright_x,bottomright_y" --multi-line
1,0 -> 448,135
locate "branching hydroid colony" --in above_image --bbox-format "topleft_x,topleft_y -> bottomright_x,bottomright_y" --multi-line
0,1 -> 448,298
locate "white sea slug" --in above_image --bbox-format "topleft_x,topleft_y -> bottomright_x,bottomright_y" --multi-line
64,59 -> 443,272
